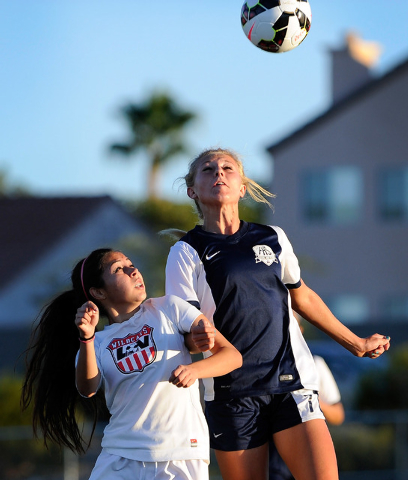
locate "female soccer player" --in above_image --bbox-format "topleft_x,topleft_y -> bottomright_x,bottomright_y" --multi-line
165,147 -> 390,480
22,247 -> 242,480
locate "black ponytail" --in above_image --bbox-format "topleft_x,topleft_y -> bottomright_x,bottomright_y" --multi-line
21,248 -> 113,453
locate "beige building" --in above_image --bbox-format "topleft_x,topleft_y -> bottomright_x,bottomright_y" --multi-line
266,36 -> 408,328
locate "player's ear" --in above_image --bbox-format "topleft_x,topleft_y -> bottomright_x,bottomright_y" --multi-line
89,287 -> 106,300
239,184 -> 247,198
187,187 -> 198,200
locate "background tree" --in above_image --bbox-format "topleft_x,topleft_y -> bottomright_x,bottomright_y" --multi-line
109,92 -> 196,199
0,167 -> 30,197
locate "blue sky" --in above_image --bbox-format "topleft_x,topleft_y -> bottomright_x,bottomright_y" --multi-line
1,0 -> 408,202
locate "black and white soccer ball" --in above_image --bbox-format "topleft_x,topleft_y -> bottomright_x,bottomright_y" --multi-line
241,0 -> 312,53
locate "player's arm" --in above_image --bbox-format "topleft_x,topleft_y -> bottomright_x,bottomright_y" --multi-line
169,315 -> 242,388
314,356 -> 345,425
75,302 -> 101,397
290,279 -> 391,358
319,400 -> 345,426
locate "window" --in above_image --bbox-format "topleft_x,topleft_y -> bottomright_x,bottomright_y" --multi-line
302,166 -> 363,224
379,167 -> 408,220
382,295 -> 408,320
326,294 -> 369,324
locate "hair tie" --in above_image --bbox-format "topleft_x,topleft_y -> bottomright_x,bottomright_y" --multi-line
79,333 -> 95,343
80,257 -> 89,301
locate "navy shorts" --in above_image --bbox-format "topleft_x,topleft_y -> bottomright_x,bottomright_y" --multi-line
205,389 -> 322,451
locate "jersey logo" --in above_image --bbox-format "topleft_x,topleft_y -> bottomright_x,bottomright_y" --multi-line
205,251 -> 220,260
252,245 -> 278,266
106,324 -> 157,374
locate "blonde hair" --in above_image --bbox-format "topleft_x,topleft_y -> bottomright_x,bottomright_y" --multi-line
183,147 -> 275,219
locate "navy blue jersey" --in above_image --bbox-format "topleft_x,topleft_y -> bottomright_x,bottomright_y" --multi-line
166,221 -> 318,401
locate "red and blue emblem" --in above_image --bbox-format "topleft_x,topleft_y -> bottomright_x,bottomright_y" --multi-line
106,325 -> 157,374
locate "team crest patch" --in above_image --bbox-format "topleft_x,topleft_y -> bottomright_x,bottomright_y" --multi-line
106,325 -> 157,374
252,245 -> 278,266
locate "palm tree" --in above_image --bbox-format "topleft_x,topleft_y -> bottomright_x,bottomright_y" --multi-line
0,168 -> 29,197
109,92 -> 196,199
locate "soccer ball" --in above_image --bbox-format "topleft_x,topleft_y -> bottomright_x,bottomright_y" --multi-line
241,0 -> 312,53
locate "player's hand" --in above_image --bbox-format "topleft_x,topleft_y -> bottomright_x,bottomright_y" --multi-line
169,364 -> 197,388
360,334 -> 391,359
75,301 -> 99,340
191,318 -> 216,352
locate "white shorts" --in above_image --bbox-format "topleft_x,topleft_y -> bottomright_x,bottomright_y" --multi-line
206,388 -> 325,451
89,451 -> 209,480
291,388 -> 326,423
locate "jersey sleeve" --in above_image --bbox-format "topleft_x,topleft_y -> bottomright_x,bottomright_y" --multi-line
272,226 -> 301,289
165,241 -> 201,309
164,294 -> 202,334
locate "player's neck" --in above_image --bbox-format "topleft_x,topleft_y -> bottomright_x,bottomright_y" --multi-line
202,207 -> 241,235
107,304 -> 142,324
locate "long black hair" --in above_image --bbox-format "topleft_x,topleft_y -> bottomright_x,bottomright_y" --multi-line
21,248 -> 112,454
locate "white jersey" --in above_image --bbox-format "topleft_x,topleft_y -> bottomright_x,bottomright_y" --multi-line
86,295 -> 209,463
165,222 -> 319,401
313,355 -> 342,405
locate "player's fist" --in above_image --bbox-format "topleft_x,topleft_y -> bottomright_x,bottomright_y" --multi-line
75,301 -> 99,340
169,364 -> 197,388
191,317 -> 216,352
362,334 -> 390,358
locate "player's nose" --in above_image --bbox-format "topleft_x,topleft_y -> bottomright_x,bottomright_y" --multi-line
214,165 -> 223,176
126,266 -> 138,276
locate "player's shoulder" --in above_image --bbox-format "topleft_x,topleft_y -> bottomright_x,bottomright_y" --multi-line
143,295 -> 170,309
266,224 -> 292,244
147,294 -> 191,311
178,225 -> 201,243
171,227 -> 200,251
170,228 -> 209,261
246,222 -> 290,240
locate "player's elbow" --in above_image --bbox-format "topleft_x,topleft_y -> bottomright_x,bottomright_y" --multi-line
78,389 -> 98,399
331,405 -> 345,425
233,350 -> 243,369
323,402 -> 345,425
75,373 -> 101,398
